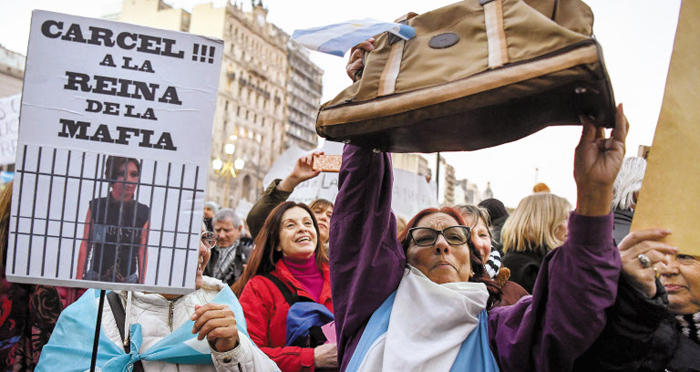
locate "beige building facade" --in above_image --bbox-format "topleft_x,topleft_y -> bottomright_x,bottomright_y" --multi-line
116,0 -> 322,208
0,45 -> 24,98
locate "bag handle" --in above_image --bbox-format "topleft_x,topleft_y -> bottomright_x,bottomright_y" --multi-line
480,0 -> 510,68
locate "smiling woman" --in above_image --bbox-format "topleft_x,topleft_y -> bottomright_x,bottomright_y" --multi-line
233,202 -> 337,372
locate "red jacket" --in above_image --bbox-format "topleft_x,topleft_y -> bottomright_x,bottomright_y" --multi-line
239,260 -> 333,372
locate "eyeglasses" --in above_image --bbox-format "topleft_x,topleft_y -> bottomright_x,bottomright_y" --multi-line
408,226 -> 471,247
201,231 -> 218,248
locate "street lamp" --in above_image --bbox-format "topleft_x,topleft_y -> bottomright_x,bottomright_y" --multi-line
212,142 -> 245,207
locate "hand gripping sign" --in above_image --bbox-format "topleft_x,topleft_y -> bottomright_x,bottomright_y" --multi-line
5,11 -> 223,294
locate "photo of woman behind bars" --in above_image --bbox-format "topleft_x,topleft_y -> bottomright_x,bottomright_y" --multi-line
76,156 -> 150,284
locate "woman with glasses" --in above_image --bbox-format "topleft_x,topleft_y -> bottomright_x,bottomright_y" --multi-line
37,223 -> 280,372
233,202 -> 336,372
329,103 -> 630,372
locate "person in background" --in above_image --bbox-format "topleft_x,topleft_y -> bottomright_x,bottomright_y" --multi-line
234,202 -> 336,372
477,198 -> 509,255
37,223 -> 280,372
247,152 -> 334,252
0,182 -> 63,372
204,201 -> 220,233
573,228 -> 700,371
500,192 -> 572,293
206,209 -> 254,286
611,157 -> 646,244
454,204 -> 528,307
532,182 -> 551,193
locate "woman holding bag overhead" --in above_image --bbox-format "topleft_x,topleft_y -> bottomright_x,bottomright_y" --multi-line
234,202 -> 336,372
329,50 -> 631,372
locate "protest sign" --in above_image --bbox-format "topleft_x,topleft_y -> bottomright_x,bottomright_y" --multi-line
0,94 -> 20,166
631,0 -> 699,256
5,11 -> 223,294
262,141 -> 437,220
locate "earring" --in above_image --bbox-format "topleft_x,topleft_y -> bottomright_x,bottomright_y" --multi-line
470,272 -> 475,278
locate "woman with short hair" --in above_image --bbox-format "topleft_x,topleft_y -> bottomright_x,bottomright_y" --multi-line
329,104 -> 629,372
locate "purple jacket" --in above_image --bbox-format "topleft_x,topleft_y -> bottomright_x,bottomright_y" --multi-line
329,144 -> 621,372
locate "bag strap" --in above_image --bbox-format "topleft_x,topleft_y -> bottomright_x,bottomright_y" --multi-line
481,0 -> 510,68
377,13 -> 416,97
106,291 -> 144,372
262,273 -> 301,306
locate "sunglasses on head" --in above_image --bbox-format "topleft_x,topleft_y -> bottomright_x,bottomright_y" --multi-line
408,226 -> 471,247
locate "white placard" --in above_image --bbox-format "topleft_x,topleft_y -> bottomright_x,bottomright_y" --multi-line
263,141 -> 437,221
0,94 -> 20,166
5,11 -> 223,294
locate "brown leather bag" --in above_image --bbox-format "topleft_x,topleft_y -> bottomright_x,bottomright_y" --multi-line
316,0 -> 616,153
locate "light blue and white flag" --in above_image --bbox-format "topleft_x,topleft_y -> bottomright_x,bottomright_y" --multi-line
292,18 -> 416,57
36,287 -> 253,372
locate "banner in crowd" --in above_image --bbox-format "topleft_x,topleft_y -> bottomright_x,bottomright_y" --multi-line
263,142 -> 437,220
0,94 -> 20,166
5,11 -> 223,293
632,0 -> 698,256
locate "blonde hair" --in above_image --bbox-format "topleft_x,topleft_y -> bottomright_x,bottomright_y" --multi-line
501,193 -> 571,254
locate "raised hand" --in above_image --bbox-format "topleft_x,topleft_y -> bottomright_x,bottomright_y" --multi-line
618,229 -> 677,297
278,151 -> 324,192
574,104 -> 629,216
346,38 -> 375,81
191,303 -> 239,352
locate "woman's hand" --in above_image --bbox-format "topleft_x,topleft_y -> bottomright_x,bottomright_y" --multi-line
278,151 -> 324,192
191,303 -> 240,352
574,104 -> 629,216
314,343 -> 338,369
618,229 -> 677,297
346,38 -> 375,81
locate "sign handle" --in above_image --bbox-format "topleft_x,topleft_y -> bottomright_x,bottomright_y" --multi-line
90,289 -> 106,372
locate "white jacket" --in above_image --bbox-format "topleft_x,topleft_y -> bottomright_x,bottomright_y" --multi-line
101,276 -> 280,372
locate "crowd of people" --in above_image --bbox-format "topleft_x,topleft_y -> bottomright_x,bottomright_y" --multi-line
1,38 -> 699,372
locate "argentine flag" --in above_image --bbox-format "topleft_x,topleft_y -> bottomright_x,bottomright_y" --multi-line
292,18 -> 416,57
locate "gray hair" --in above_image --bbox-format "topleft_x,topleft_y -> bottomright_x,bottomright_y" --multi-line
213,208 -> 242,228
612,157 -> 647,210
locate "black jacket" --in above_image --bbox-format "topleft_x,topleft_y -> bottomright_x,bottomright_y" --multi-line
573,277 -> 700,372
501,249 -> 547,294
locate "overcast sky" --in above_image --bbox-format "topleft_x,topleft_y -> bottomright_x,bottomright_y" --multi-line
0,0 -> 682,208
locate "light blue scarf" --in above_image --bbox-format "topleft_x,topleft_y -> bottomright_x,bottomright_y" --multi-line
37,287 -> 248,372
